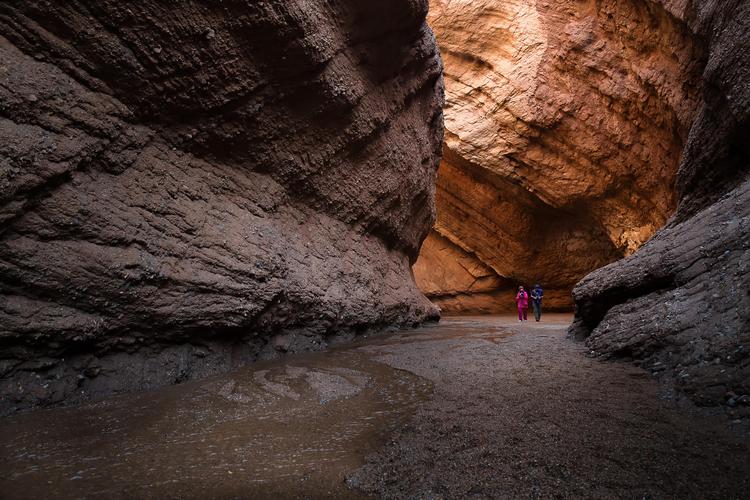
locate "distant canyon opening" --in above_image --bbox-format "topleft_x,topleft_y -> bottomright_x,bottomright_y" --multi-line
414,0 -> 704,314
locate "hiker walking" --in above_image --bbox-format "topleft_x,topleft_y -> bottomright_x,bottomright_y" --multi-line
530,283 -> 544,322
515,286 -> 529,322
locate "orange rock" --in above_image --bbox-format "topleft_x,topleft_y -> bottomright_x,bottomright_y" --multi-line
415,0 -> 703,312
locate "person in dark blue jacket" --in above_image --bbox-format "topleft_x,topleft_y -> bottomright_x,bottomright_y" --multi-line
530,284 -> 544,322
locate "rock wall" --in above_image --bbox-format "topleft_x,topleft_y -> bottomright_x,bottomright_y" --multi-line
0,0 -> 443,414
570,0 -> 750,415
415,0 -> 703,313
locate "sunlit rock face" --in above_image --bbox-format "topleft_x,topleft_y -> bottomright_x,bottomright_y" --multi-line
571,1 -> 750,413
0,0 -> 443,413
415,0 -> 703,313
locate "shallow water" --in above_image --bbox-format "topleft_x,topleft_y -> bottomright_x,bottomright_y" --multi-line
0,341 -> 436,498
0,315 -> 574,499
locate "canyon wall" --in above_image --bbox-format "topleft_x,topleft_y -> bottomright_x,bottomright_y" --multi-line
0,0 -> 443,414
416,0 -> 703,313
570,0 -> 750,415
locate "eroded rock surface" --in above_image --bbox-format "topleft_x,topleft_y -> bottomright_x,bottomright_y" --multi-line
570,1 -> 750,414
415,0 -> 703,312
0,0 -> 443,414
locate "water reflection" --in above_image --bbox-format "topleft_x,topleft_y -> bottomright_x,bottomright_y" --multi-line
0,316 -> 544,499
0,347 -> 431,499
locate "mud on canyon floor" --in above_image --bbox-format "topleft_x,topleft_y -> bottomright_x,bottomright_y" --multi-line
1,315 -> 749,499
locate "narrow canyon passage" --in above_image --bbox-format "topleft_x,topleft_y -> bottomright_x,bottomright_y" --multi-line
2,317 -> 749,499
414,0 -> 704,313
1,0 -> 748,498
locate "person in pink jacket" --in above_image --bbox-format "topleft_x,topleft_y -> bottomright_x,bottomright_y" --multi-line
515,286 -> 529,321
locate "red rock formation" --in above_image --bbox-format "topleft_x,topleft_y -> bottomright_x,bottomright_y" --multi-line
415,0 -> 703,313
413,230 -> 511,313
570,0 -> 750,414
0,0 -> 443,413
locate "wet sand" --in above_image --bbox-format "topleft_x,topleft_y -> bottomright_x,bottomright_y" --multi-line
2,315 -> 749,499
350,315 -> 750,499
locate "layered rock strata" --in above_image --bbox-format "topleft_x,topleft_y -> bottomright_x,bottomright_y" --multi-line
570,0 -> 750,414
415,0 -> 703,313
0,0 -> 443,414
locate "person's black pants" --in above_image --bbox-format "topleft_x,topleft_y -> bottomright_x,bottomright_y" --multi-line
532,300 -> 542,321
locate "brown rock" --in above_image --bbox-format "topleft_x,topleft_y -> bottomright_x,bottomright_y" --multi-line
569,0 -> 750,410
0,0 -> 443,414
414,230 -> 512,313
414,0 -> 703,312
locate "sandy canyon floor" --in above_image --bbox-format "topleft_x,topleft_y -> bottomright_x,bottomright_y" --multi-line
1,316 -> 749,499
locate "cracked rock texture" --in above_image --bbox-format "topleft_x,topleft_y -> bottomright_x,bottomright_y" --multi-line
0,0 -> 443,414
414,0 -> 703,313
569,0 -> 750,414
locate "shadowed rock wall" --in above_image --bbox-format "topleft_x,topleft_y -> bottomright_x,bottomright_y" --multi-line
415,0 -> 703,313
0,0 -> 443,413
570,0 -> 750,415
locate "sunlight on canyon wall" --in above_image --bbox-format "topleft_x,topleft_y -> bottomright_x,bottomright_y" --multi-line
416,0 -> 703,313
